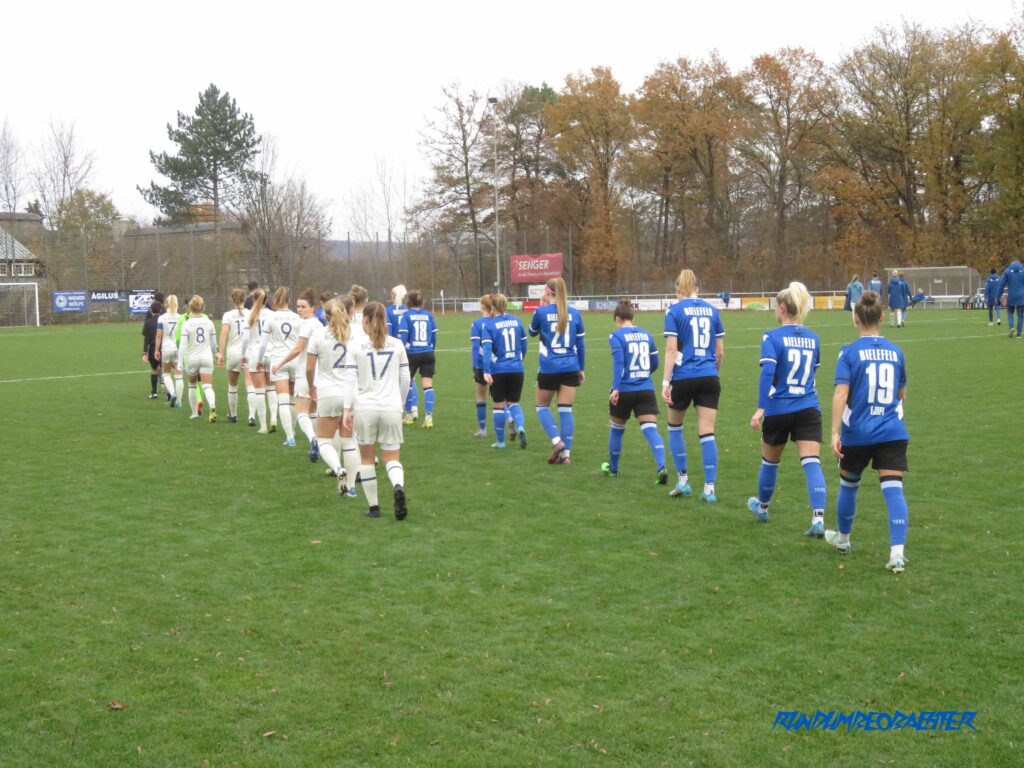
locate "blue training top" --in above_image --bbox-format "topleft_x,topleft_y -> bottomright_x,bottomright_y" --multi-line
1000,261 -> 1024,306
470,316 -> 490,369
481,313 -> 527,374
758,324 -> 821,416
887,278 -> 908,309
399,308 -> 438,354
985,273 -> 1003,305
663,297 -> 725,380
834,335 -> 909,446
609,325 -> 659,392
529,304 -> 586,374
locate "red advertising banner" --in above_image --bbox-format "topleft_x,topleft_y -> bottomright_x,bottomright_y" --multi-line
509,252 -> 563,282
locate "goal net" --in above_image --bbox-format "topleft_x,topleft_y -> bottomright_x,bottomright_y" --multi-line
0,282 -> 41,327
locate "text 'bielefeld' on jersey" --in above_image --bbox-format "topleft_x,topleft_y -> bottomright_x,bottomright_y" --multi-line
609,326 -> 659,392
529,304 -> 586,373
481,314 -> 527,374
834,335 -> 909,446
759,324 -> 821,415
663,298 -> 725,380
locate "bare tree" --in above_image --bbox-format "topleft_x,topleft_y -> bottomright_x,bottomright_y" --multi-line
0,118 -> 25,213
35,120 -> 95,229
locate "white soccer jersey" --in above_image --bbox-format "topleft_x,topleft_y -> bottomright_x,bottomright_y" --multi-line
298,316 -> 323,347
179,315 -> 217,362
221,307 -> 250,355
245,308 -> 275,360
260,309 -> 301,361
157,312 -> 180,352
307,328 -> 354,400
344,335 -> 410,413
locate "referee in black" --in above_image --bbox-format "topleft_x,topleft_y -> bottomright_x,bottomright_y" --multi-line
142,300 -> 162,399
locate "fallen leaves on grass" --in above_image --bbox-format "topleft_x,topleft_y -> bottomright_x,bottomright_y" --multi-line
107,700 -> 127,711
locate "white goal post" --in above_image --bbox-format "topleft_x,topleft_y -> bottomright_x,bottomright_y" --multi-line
0,282 -> 41,327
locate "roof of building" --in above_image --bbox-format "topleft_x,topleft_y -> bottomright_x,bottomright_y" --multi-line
0,212 -> 44,223
0,229 -> 38,261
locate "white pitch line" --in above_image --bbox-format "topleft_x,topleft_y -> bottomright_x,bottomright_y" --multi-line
0,370 -> 143,385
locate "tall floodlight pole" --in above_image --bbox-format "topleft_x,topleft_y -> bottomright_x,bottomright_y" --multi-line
488,96 -> 500,293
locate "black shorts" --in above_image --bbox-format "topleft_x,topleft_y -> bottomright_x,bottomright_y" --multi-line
490,372 -> 525,403
761,407 -> 822,446
610,389 -> 659,420
473,367 -> 485,386
669,376 -> 721,411
537,371 -> 581,391
840,440 -> 909,475
146,346 -> 159,370
408,352 -> 436,379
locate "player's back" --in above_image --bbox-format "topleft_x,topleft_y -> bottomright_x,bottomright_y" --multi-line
158,312 -> 180,349
310,328 -> 352,397
269,310 -> 301,356
762,325 -> 821,414
836,335 -> 908,446
610,326 -> 657,391
485,313 -> 526,373
352,336 -> 408,412
401,309 -> 437,353
222,308 -> 249,352
530,304 -> 584,372
664,298 -> 724,379
182,315 -> 216,359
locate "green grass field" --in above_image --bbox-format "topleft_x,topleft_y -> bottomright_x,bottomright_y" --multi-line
1,309 -> 1021,767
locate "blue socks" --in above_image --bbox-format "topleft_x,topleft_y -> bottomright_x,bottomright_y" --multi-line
758,458 -> 780,505
836,475 -> 860,535
608,422 -> 625,473
405,380 -> 418,413
801,456 -> 827,514
536,405 -> 559,441
509,403 -> 525,431
424,386 -> 434,416
476,401 -> 487,430
558,404 -> 574,450
667,425 -> 687,474
492,408 -> 507,444
699,433 -> 718,484
640,422 -> 666,470
881,477 -> 909,546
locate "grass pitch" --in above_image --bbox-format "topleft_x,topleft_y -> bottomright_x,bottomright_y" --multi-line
0,309 -> 1021,767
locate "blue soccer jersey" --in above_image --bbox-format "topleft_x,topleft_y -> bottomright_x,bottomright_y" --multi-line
759,325 -> 821,415
609,326 -> 659,392
663,298 -> 725,380
529,304 -> 586,373
834,335 -> 909,446
481,313 -> 527,374
470,316 -> 489,369
386,304 -> 408,338
399,308 -> 438,353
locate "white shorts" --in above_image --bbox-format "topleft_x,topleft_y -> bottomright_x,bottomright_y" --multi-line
161,345 -> 178,365
226,349 -> 244,373
185,356 -> 214,376
354,410 -> 403,446
271,356 -> 301,383
317,395 -> 347,418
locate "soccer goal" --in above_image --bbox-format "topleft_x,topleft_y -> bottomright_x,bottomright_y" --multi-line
0,282 -> 41,327
883,266 -> 980,309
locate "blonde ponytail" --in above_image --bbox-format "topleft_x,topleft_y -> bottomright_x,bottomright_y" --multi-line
546,277 -> 569,335
777,281 -> 812,324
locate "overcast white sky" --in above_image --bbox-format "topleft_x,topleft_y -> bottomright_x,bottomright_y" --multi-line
3,0 -> 1019,236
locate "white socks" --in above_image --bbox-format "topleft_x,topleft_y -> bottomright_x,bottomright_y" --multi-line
254,387 -> 267,431
267,389 -> 279,425
188,385 -> 198,415
296,412 -> 315,443
174,376 -> 184,403
318,441 -> 342,475
359,465 -> 378,506
163,373 -> 175,397
202,383 -> 216,410
228,386 -> 238,417
385,460 -> 404,488
278,392 -> 294,440
246,388 -> 257,420
341,438 -> 360,490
